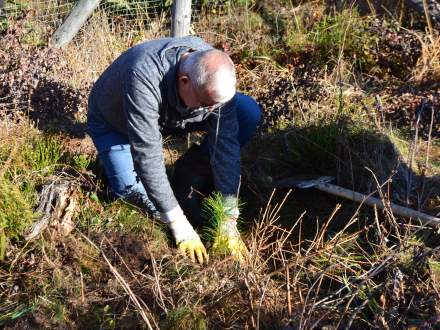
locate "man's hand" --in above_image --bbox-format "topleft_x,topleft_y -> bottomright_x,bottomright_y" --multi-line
165,206 -> 208,265
178,237 -> 209,264
212,218 -> 248,263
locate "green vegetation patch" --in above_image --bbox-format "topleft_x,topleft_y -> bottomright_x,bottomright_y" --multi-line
0,176 -> 35,261
308,9 -> 377,70
164,306 -> 207,330
0,131 -> 58,261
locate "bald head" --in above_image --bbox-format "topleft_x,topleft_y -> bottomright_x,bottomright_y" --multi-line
179,49 -> 236,104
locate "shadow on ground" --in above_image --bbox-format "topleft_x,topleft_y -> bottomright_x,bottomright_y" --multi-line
241,118 -> 440,244
30,77 -> 89,138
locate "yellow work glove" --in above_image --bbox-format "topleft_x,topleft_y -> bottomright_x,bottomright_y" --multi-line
204,194 -> 248,263
177,237 -> 209,264
164,206 -> 208,265
212,218 -> 248,263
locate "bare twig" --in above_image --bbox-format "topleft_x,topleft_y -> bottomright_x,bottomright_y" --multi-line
244,274 -> 257,328
256,277 -> 270,330
419,107 -> 434,209
406,102 -> 423,206
150,255 -> 169,313
80,271 -> 85,303
422,0 -> 434,36
286,265 -> 292,316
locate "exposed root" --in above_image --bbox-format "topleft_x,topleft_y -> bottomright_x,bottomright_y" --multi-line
25,177 -> 78,241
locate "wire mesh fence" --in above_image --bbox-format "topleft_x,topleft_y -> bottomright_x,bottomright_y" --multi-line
1,0 -> 169,27
0,0 -> 237,31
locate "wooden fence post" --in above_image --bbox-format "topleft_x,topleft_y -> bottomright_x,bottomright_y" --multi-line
171,0 -> 192,37
50,0 -> 100,48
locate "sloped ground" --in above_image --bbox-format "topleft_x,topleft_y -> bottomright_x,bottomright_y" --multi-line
1,3 -> 440,329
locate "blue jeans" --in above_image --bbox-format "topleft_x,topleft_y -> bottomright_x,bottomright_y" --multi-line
87,92 -> 261,214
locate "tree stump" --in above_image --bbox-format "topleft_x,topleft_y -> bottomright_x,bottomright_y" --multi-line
25,177 -> 79,241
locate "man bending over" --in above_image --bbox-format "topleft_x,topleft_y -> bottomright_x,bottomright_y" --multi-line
87,36 -> 261,264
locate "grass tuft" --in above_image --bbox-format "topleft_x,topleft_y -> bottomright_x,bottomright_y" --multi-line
0,176 -> 35,261
164,306 -> 207,330
412,33 -> 440,83
24,134 -> 64,174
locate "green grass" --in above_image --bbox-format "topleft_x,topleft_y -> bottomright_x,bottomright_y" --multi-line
0,176 -> 35,261
0,132 -> 65,261
0,131 -> 70,261
79,199 -> 165,235
0,132 -> 64,179
24,134 -> 64,174
237,5 -> 381,71
164,306 -> 207,330
309,9 -> 376,69
261,117 -> 406,194
283,123 -> 340,173
71,154 -> 92,172
0,301 -> 39,326
1,140 -> 64,254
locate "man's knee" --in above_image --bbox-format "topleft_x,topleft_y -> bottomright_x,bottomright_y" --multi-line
235,93 -> 262,128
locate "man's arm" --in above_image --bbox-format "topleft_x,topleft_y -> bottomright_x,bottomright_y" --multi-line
123,70 -> 178,214
205,96 -> 241,215
123,69 -> 208,264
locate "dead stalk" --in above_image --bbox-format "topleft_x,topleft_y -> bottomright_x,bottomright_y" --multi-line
365,167 -> 401,240
406,104 -> 423,207
149,254 -> 169,313
422,0 -> 434,36
80,271 -> 85,303
317,204 -> 341,248
285,264 -> 292,316
419,107 -> 434,209
244,275 -> 257,328
255,278 -> 270,330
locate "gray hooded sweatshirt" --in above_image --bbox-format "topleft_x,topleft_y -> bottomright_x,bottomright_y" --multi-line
88,36 -> 240,213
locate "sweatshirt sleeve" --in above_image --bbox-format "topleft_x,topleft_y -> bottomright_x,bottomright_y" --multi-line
122,70 -> 178,213
205,97 -> 241,206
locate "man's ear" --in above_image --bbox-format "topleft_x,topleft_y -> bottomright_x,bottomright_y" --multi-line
178,75 -> 190,86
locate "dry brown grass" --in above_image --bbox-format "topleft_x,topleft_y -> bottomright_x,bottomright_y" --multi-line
412,32 -> 440,83
51,12 -> 168,89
